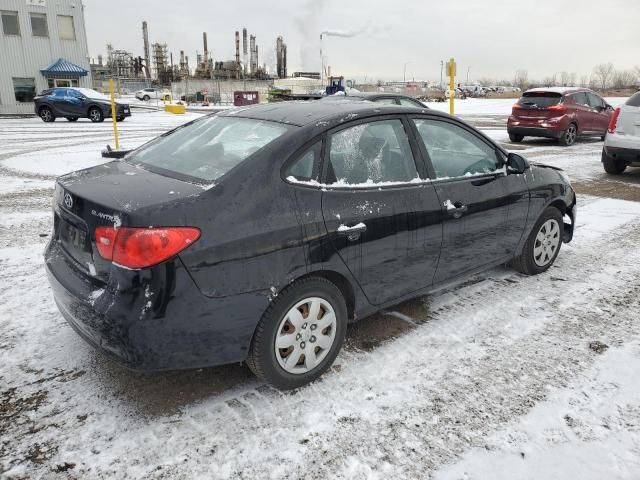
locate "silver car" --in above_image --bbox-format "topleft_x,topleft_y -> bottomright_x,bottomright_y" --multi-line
602,91 -> 640,174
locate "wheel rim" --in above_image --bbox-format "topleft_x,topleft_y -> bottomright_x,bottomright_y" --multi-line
90,109 -> 100,121
274,297 -> 337,375
533,219 -> 561,267
566,125 -> 576,145
41,109 -> 51,121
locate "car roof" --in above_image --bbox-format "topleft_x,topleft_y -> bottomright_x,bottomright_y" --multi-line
525,87 -> 591,95
219,100 -> 436,127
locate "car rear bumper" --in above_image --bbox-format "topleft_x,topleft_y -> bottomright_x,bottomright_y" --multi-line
44,239 -> 266,371
507,126 -> 563,139
603,145 -> 640,164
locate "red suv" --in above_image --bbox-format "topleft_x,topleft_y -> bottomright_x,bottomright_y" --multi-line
508,87 -> 614,146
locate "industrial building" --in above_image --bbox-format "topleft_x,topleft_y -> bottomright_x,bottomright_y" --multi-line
0,0 -> 92,114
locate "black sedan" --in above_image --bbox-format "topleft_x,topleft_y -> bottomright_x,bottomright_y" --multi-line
45,100 -> 576,389
34,87 -> 131,123
322,91 -> 427,108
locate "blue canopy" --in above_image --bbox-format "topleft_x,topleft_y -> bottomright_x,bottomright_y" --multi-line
40,58 -> 88,77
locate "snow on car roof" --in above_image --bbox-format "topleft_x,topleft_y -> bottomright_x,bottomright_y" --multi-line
525,87 -> 588,94
220,100 -> 437,127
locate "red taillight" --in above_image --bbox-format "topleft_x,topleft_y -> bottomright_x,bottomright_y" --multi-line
547,104 -> 567,113
608,107 -> 621,134
95,226 -> 200,269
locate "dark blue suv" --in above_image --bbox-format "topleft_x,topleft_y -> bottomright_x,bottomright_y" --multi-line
34,87 -> 131,123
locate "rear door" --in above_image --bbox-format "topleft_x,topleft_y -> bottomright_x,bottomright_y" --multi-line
411,116 -> 529,283
569,92 -> 593,133
320,116 -> 443,305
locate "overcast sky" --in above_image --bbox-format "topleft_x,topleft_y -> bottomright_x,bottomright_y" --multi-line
84,0 -> 640,82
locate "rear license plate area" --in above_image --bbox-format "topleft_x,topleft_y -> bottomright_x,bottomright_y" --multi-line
57,212 -> 93,267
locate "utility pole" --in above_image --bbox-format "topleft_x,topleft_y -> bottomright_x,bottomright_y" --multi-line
466,66 -> 470,85
403,62 -> 410,83
440,60 -> 444,89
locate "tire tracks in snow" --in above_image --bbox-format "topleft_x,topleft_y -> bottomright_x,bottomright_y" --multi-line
3,198 -> 640,478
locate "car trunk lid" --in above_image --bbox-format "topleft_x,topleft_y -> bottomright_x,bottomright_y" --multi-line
53,160 -> 207,280
514,92 -> 564,119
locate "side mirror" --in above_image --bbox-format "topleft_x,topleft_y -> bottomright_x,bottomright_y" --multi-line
506,152 -> 529,174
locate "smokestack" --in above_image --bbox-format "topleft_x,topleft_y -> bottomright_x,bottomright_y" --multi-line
283,44 -> 287,78
255,45 -> 258,72
235,31 -> 240,66
242,28 -> 248,72
203,32 -> 208,61
276,36 -> 283,79
142,21 -> 151,79
249,35 -> 255,75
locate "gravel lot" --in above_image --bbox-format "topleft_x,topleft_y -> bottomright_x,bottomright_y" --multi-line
1,105 -> 639,479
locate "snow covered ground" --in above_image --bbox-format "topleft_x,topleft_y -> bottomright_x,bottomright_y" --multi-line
1,103 -> 640,479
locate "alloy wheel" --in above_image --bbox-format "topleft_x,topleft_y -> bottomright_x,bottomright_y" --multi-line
89,109 -> 101,122
40,109 -> 52,122
274,297 -> 337,374
533,219 -> 561,267
565,125 -> 577,145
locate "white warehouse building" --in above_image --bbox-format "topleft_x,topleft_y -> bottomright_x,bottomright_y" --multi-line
0,0 -> 92,114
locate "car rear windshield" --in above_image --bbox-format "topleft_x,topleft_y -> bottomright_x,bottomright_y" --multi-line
518,92 -> 562,108
128,116 -> 290,182
626,92 -> 640,107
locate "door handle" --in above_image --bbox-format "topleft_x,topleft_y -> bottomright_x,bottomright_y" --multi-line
444,200 -> 468,219
337,222 -> 367,241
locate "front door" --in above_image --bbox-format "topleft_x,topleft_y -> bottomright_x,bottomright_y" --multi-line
411,117 -> 529,283
587,92 -> 611,134
321,117 -> 443,305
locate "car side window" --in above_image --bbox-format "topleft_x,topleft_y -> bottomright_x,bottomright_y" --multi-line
325,119 -> 419,186
52,89 -> 66,98
286,141 -> 322,182
413,119 -> 500,179
398,98 -> 423,108
587,93 -> 604,109
572,92 -> 589,106
374,98 -> 398,105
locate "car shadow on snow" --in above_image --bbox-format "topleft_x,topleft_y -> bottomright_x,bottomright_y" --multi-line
88,297 -> 433,416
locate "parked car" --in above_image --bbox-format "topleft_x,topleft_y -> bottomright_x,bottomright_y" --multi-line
602,91 -> 640,174
45,101 -> 576,389
508,87 -> 613,146
135,88 -> 171,101
322,92 -> 427,108
34,88 -> 131,123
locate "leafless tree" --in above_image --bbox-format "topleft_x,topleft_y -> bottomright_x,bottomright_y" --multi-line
513,70 -> 529,91
612,69 -> 637,89
559,71 -> 576,86
542,73 -> 557,87
592,63 -> 614,91
579,74 -> 589,88
477,77 -> 495,87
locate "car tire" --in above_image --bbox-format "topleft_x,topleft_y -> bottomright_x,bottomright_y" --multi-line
143,95 -> 150,101
509,133 -> 524,142
66,117 -> 78,122
511,206 -> 564,276
88,107 -> 104,123
39,107 -> 55,122
246,277 -> 348,390
558,123 -> 577,146
602,149 -> 626,174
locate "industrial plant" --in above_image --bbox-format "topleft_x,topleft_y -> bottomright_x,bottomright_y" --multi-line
91,21 -> 289,88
